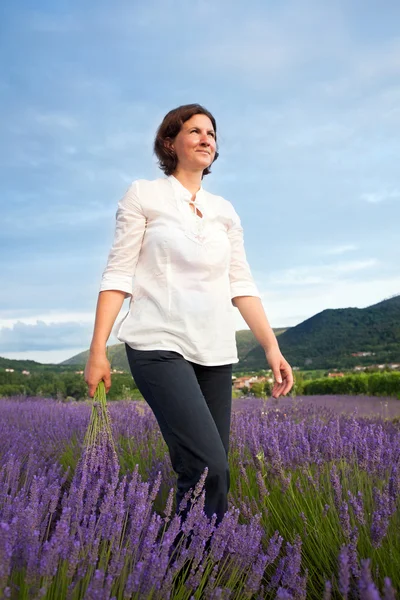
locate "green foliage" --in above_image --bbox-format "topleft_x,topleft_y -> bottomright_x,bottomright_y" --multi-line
263,380 -> 272,396
0,370 -> 139,402
303,371 -> 400,398
250,382 -> 265,397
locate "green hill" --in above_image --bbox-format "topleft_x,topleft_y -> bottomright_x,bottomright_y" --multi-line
241,294 -> 400,370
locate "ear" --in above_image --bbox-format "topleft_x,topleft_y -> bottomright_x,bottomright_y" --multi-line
164,137 -> 175,153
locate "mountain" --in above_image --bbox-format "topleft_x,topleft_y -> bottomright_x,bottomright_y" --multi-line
235,328 -> 288,363
240,294 -> 400,370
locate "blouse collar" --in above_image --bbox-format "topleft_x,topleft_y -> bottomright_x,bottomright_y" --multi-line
167,174 -> 205,204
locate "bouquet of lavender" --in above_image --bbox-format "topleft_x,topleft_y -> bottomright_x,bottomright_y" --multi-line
83,379 -> 117,460
66,380 -> 120,530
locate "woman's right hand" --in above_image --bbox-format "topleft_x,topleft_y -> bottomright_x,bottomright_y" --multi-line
84,351 -> 112,397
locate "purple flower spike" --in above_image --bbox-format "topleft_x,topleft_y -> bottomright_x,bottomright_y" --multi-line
338,545 -> 350,599
323,580 -> 332,600
209,508 -> 240,562
330,464 -> 342,510
265,531 -> 283,565
163,487 -> 174,522
85,569 -> 106,600
371,485 -> 391,548
364,582 -> 382,600
280,535 -> 303,590
359,558 -> 374,596
245,550 -> 269,595
347,490 -> 366,526
276,588 -> 294,599
339,501 -> 351,540
256,469 -> 269,498
0,521 -> 17,584
383,577 -> 397,600
348,526 -> 360,578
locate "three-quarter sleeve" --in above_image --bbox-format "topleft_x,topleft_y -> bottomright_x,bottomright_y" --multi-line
99,181 -> 147,299
227,205 -> 261,305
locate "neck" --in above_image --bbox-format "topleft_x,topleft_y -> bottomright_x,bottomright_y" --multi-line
172,168 -> 203,196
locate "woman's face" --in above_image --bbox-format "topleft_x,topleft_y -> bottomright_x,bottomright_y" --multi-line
168,114 -> 217,172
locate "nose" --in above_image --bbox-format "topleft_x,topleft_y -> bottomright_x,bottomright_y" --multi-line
199,132 -> 210,145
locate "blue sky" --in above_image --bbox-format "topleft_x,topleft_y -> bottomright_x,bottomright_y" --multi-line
1,0 -> 400,364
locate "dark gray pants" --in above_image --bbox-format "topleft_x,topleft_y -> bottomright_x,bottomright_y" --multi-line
125,346 -> 233,526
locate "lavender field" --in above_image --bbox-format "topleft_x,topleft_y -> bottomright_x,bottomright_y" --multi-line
1,394 -> 399,599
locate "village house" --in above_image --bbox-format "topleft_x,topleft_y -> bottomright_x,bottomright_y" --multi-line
328,372 -> 345,378
232,376 -> 255,390
232,375 -> 273,391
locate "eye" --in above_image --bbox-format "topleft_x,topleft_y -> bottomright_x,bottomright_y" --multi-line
208,132 -> 215,138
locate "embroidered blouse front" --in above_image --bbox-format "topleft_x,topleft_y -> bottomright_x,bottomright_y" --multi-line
99,174 -> 261,365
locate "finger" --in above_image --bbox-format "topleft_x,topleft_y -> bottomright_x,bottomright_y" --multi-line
282,375 -> 294,395
279,367 -> 293,395
272,383 -> 285,398
282,383 -> 291,396
274,378 -> 289,397
274,377 -> 286,389
271,367 -> 283,384
272,378 -> 282,389
272,384 -> 284,398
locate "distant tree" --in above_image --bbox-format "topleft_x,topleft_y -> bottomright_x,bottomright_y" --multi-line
263,380 -> 272,397
59,373 -> 87,400
251,382 -> 265,397
0,384 -> 25,397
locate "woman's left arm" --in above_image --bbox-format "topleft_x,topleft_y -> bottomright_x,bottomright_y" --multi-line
232,296 -> 294,398
226,203 -> 293,398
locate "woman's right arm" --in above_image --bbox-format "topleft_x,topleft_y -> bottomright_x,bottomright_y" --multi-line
85,290 -> 126,397
84,181 -> 147,397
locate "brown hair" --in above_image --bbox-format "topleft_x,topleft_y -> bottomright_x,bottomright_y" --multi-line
153,103 -> 219,177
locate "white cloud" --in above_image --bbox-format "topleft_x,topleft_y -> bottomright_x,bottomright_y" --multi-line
324,244 -> 357,255
0,319 -> 94,352
0,311 -> 95,329
264,259 -> 379,287
360,189 -> 400,204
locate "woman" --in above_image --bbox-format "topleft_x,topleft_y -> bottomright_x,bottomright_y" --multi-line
84,103 -> 293,529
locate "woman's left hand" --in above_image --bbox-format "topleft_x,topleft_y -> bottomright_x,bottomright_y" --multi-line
265,346 -> 294,398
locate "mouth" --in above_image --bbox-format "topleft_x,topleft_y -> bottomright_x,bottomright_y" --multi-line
197,150 -> 210,155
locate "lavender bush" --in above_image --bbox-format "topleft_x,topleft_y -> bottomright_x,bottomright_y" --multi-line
0,394 -> 399,599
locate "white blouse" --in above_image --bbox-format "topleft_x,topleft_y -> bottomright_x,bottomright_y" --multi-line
99,174 -> 261,365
